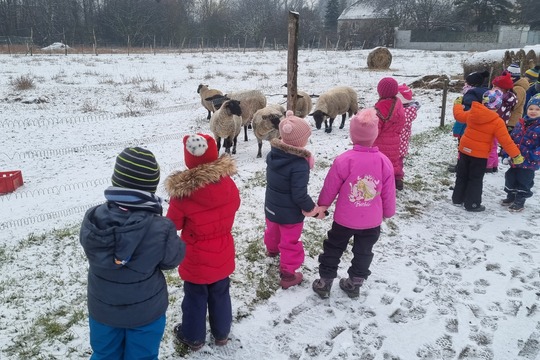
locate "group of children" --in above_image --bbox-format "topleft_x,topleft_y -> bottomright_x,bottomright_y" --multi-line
450,62 -> 540,212
77,70 -> 539,358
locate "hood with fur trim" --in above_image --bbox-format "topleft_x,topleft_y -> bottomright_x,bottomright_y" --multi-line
165,154 -> 237,199
270,138 -> 312,159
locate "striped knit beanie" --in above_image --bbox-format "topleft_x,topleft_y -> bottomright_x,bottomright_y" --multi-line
525,65 -> 540,81
506,63 -> 521,80
112,147 -> 160,193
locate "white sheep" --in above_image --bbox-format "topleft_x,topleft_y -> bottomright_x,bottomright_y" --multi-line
209,99 -> 243,155
310,86 -> 358,133
252,104 -> 286,158
197,84 -> 223,120
206,90 -> 267,142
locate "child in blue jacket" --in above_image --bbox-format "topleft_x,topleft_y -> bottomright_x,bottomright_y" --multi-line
502,94 -> 540,212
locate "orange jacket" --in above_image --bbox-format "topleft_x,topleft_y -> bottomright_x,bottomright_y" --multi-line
453,101 -> 520,159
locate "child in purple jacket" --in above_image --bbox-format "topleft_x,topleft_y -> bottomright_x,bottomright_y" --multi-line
311,108 -> 396,299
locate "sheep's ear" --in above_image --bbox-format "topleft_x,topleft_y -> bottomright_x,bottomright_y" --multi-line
297,94 -> 304,99
197,84 -> 203,93
282,83 -> 287,87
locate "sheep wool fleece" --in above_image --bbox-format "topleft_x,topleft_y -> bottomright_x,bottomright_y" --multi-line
165,155 -> 240,284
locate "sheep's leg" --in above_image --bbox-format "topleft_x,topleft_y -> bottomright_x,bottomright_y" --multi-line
257,140 -> 263,158
232,136 -> 238,154
216,137 -> 222,153
224,138 -> 231,154
206,110 -> 212,120
244,125 -> 249,142
325,118 -> 334,133
339,113 -> 346,129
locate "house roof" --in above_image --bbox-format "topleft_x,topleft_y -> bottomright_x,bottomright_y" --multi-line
338,1 -> 390,20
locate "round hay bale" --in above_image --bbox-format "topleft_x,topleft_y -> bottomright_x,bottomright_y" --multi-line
367,47 -> 392,69
525,49 -> 537,69
503,50 -> 513,69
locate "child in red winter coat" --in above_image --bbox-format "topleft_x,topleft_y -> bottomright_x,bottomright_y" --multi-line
373,77 -> 406,190
165,134 -> 240,351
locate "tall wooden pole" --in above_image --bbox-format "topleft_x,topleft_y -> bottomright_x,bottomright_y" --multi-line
287,11 -> 299,113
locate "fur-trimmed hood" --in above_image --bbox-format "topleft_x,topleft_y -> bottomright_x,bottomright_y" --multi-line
165,154 -> 237,198
270,138 -> 311,159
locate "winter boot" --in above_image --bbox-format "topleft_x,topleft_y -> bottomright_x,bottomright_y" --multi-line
312,278 -> 334,299
509,196 -> 525,212
213,335 -> 230,346
339,277 -> 365,298
280,271 -> 303,289
173,323 -> 204,351
500,194 -> 515,206
395,179 -> 404,191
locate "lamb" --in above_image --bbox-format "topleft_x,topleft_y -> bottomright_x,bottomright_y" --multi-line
309,86 -> 358,133
252,104 -> 286,158
197,84 -> 223,120
206,90 -> 267,142
209,99 -> 243,155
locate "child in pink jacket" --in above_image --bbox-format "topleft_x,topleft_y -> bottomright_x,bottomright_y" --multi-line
396,83 -> 420,190
373,77 -> 406,190
311,108 -> 396,299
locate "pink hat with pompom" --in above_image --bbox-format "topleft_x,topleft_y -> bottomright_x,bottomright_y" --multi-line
279,110 -> 311,147
349,108 -> 379,146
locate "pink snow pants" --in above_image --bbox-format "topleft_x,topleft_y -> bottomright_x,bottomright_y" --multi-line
264,219 -> 305,274
487,138 -> 499,169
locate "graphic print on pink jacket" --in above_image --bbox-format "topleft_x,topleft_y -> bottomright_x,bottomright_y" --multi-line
317,145 -> 396,230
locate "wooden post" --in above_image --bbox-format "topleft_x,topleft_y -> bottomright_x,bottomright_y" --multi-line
287,11 -> 299,113
93,28 -> 98,55
153,35 -> 156,55
440,78 -> 449,128
127,35 -> 130,55
30,28 -> 33,56
63,28 -> 67,55
243,35 -> 247,54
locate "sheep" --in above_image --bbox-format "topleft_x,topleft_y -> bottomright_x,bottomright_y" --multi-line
197,84 -> 223,120
205,90 -> 267,142
281,84 -> 313,118
309,86 -> 358,133
209,99 -> 243,155
252,104 -> 286,158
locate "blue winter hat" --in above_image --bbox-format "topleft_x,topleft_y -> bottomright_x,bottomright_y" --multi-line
506,63 -> 521,80
527,94 -> 540,109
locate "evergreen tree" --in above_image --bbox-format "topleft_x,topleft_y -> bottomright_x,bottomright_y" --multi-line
454,0 -> 514,31
325,0 -> 340,31
516,0 -> 540,29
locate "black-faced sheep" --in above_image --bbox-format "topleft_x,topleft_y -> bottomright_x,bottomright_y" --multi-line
209,99 -> 242,155
205,90 -> 267,142
252,104 -> 286,158
197,84 -> 223,120
310,86 -> 358,133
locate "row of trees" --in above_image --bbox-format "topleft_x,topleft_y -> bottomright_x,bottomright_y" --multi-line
0,0 -> 538,48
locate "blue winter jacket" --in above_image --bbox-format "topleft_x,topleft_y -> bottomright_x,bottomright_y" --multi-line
265,139 -> 316,224
508,116 -> 540,171
80,202 -> 185,328
452,86 -> 489,136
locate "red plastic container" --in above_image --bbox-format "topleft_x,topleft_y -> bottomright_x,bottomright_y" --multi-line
0,171 -> 24,194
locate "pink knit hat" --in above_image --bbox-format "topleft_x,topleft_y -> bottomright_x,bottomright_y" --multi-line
349,108 -> 379,146
396,83 -> 413,104
279,110 -> 311,147
377,77 -> 398,99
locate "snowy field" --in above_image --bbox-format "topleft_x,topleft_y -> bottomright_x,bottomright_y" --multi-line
1,47 -> 540,359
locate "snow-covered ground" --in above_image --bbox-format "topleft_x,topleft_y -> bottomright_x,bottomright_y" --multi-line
1,48 -> 539,359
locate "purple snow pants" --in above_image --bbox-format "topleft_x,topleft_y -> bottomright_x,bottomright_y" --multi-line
264,218 -> 305,274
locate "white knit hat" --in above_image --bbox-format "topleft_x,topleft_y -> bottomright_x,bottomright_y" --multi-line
507,63 -> 521,80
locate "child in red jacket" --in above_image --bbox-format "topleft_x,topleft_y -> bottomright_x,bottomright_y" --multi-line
165,134 -> 240,351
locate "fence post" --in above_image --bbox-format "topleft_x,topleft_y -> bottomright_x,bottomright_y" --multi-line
440,78 -> 449,128
287,11 -> 299,114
